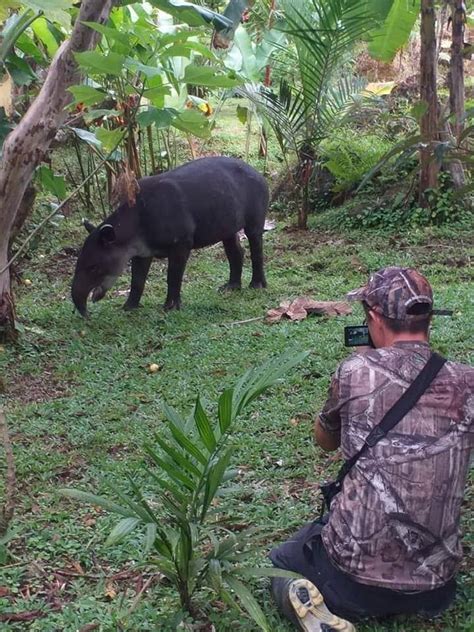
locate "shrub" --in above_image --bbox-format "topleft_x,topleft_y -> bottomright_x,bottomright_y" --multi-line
320,128 -> 395,191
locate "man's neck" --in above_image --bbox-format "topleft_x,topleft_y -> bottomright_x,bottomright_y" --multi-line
384,332 -> 429,347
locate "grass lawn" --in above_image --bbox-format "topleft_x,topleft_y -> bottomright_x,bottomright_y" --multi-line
0,102 -> 473,631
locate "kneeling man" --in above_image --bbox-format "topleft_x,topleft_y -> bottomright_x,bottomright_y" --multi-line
270,267 -> 473,631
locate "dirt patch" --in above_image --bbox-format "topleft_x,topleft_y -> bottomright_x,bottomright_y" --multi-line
4,366 -> 70,403
0,560 -> 163,626
41,247 -> 78,281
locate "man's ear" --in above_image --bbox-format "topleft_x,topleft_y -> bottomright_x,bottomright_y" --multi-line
98,223 -> 116,245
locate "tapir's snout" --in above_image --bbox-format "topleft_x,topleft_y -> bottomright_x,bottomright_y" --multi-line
71,278 -> 90,318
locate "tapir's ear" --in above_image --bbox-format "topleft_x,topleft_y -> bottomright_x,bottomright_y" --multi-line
98,223 -> 116,245
82,219 -> 96,234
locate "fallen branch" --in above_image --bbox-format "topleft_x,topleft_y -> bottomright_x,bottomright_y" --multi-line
221,316 -> 264,327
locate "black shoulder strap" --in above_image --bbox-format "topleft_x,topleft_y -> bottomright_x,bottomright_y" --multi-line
334,352 -> 446,484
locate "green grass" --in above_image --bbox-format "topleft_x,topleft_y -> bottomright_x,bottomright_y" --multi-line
0,103 -> 473,631
1,223 -> 473,631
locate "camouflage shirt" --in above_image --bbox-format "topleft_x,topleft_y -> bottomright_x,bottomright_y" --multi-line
319,341 -> 474,592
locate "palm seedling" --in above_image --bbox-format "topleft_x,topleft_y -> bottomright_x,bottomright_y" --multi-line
61,349 -> 307,629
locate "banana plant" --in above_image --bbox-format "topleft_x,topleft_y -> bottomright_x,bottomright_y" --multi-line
368,0 -> 420,62
61,349 -> 307,629
64,1 -> 243,205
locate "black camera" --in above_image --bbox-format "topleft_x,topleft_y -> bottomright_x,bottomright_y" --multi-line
344,325 -> 374,347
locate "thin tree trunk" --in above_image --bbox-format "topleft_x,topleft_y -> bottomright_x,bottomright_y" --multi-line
448,0 -> 465,141
8,184 -> 36,258
445,0 -> 466,189
0,0 -> 114,342
419,0 -> 440,207
258,0 -> 276,159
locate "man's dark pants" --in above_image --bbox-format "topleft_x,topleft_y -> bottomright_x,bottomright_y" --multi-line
269,519 -> 456,623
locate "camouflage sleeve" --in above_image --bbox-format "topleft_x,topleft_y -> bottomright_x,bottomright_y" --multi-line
319,365 -> 342,434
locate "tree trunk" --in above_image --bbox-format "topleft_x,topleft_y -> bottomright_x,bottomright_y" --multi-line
419,0 -> 439,207
9,184 -> 37,257
258,0 -> 276,159
448,0 -> 465,141
0,0 -> 114,342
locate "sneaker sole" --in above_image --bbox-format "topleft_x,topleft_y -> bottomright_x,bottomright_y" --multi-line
288,579 -> 356,632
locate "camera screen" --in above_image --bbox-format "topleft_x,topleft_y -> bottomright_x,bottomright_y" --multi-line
344,325 -> 370,347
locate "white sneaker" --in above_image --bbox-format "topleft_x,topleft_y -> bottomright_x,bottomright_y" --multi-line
288,578 -> 356,632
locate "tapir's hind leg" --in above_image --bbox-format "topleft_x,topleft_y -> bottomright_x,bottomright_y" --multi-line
246,232 -> 267,289
220,234 -> 244,291
123,256 -> 153,310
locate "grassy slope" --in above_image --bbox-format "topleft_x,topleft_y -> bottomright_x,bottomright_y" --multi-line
0,104 -> 473,631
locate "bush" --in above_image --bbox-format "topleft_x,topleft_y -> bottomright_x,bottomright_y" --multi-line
320,128 -> 395,191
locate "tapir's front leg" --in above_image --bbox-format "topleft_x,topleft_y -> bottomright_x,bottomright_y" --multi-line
164,246 -> 190,310
123,256 -> 152,310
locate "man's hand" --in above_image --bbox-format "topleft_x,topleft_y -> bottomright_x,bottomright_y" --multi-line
314,417 -> 340,452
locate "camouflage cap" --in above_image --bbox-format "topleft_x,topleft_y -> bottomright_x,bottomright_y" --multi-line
347,266 -> 433,320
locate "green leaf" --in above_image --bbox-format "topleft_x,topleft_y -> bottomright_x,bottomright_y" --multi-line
194,396 -> 216,452
143,522 -> 157,555
104,480 -> 155,523
183,64 -> 242,89
224,575 -> 270,632
83,109 -> 120,123
235,567 -> 302,580
15,31 -> 45,64
368,0 -> 420,62
236,104 -> 248,126
201,446 -> 235,520
31,16 -> 59,57
137,107 -> 174,129
147,470 -> 188,506
0,106 -> 14,149
95,127 -> 124,153
218,388 -> 233,434
70,126 -> 102,148
0,9 -> 39,64
74,50 -> 125,76
123,57 -> 163,78
166,421 -> 208,466
144,443 -> 197,491
207,558 -> 223,591
105,516 -> 141,546
171,109 -> 211,139
81,21 -> 134,54
163,41 -> 215,61
410,100 -> 428,123
22,0 -> 74,29
149,0 -> 233,30
36,165 -> 66,199
68,85 -> 107,107
5,52 -> 36,86
143,85 -> 171,108
59,488 -> 133,518
154,434 -> 202,478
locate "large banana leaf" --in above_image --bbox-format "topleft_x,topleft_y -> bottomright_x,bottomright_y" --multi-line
149,0 -> 233,30
368,0 -> 420,62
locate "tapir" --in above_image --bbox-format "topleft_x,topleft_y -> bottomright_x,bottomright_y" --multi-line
71,156 -> 268,316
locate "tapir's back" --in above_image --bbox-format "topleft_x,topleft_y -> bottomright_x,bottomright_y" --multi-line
137,157 -> 268,249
